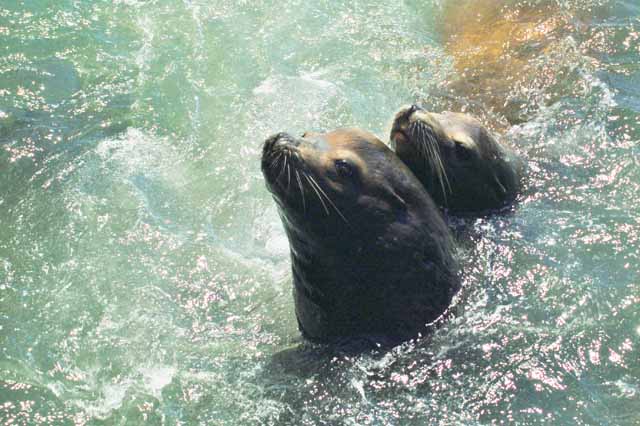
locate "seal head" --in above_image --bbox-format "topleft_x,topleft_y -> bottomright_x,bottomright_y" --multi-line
262,128 -> 459,343
390,105 -> 522,215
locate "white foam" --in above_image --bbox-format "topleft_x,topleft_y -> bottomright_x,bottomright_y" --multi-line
253,70 -> 337,95
71,379 -> 134,420
94,128 -> 184,180
265,233 -> 289,257
613,380 -> 638,398
139,365 -> 176,399
250,73 -> 345,136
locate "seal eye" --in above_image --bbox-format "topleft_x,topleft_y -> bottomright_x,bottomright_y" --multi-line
335,159 -> 355,179
454,141 -> 472,161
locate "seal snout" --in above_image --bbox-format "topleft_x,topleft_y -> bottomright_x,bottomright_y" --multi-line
398,104 -> 423,123
263,132 -> 300,154
405,104 -> 422,119
391,105 -> 423,147
262,133 -> 300,166
261,132 -> 307,193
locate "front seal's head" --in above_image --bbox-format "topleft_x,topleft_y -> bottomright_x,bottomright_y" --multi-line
262,129 -> 424,238
262,129 -> 459,343
390,105 -> 521,215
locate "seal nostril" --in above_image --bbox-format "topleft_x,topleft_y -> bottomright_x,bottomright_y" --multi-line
274,132 -> 290,146
264,132 -> 302,153
263,134 -> 279,152
263,132 -> 293,157
407,104 -> 422,117
275,135 -> 288,147
400,105 -> 420,121
276,136 -> 291,148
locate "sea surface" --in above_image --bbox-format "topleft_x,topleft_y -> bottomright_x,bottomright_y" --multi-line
1,1 -> 639,425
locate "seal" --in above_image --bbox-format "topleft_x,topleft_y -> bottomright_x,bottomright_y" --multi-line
261,128 -> 460,343
390,105 -> 522,215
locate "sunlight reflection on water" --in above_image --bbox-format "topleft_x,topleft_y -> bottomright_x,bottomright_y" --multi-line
1,0 -> 639,425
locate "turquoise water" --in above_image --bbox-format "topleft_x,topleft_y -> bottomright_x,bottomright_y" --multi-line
1,0 -> 639,424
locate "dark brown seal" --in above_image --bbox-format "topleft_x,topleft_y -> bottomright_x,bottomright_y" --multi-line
391,105 -> 522,215
261,128 -> 460,343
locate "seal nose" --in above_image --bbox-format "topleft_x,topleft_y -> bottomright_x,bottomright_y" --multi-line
262,133 -> 300,177
263,133 -> 282,152
406,104 -> 421,118
264,132 -> 299,153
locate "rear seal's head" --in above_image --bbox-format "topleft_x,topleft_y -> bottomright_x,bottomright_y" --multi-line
390,105 -> 522,215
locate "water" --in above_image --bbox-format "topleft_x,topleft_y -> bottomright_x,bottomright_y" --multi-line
0,0 -> 638,424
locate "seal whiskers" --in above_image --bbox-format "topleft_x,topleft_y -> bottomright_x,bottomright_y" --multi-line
282,151 -> 289,184
277,152 -> 288,181
268,152 -> 283,171
305,173 -> 349,224
425,126 -> 452,196
303,173 -> 330,216
294,170 -> 307,213
410,121 -> 451,205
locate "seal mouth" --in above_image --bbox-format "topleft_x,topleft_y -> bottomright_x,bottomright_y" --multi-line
390,104 -> 426,148
390,127 -> 410,148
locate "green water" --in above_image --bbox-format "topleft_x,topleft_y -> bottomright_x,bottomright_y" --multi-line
1,0 -> 639,424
